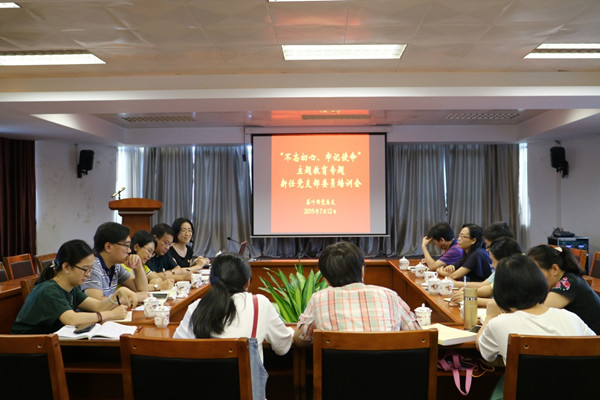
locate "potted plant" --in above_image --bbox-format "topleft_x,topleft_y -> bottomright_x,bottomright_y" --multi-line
258,261 -> 328,323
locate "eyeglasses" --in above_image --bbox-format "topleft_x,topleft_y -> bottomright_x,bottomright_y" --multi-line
180,228 -> 193,233
458,234 -> 472,239
142,246 -> 155,256
72,264 -> 94,275
113,241 -> 132,248
160,239 -> 173,247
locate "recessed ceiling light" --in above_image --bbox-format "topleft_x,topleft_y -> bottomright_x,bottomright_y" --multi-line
268,0 -> 340,2
0,3 -> 20,8
282,44 -> 406,60
0,50 -> 105,66
525,43 -> 600,59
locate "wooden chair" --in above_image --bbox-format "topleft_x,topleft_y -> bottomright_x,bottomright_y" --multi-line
504,334 -> 600,399
3,253 -> 36,280
120,335 -> 253,400
0,333 -> 69,399
35,252 -> 57,275
569,248 -> 587,273
313,329 -> 438,400
20,275 -> 38,302
589,251 -> 600,279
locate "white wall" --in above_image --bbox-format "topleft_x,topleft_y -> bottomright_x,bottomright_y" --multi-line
34,138 -> 600,263
35,141 -> 118,254
527,137 -> 600,262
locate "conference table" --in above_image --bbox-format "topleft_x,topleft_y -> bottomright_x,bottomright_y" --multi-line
57,259 -> 495,400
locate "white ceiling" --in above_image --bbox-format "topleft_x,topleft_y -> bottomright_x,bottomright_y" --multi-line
0,0 -> 599,145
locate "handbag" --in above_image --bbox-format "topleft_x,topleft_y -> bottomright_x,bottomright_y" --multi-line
249,295 -> 269,400
437,351 -> 478,396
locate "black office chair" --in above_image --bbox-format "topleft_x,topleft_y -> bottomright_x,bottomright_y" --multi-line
120,335 -> 253,400
313,329 -> 438,400
0,333 -> 69,399
504,334 -> 600,399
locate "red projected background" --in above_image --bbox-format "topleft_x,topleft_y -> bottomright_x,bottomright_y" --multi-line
271,134 -> 370,233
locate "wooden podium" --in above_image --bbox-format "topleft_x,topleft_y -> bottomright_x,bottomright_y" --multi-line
109,198 -> 162,234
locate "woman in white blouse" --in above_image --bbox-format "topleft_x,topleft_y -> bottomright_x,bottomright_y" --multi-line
174,253 -> 293,398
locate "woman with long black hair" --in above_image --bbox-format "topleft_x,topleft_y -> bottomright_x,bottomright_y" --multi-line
527,244 -> 600,334
174,253 -> 293,399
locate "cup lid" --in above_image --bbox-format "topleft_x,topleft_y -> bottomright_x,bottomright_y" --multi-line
414,303 -> 432,313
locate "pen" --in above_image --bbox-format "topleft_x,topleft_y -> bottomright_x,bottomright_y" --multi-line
117,295 -> 121,306
464,276 -> 467,287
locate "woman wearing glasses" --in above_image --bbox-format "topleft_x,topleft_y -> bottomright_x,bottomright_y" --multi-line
438,223 -> 493,282
12,239 -> 136,334
168,217 -> 210,271
122,230 -> 174,291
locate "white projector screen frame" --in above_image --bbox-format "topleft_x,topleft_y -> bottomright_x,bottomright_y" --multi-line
251,133 -> 388,237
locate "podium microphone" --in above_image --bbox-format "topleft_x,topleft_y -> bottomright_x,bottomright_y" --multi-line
227,236 -> 257,261
111,187 -> 126,199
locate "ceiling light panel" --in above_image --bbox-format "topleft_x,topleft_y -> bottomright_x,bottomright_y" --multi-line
282,44 -> 406,60
0,51 -> 105,66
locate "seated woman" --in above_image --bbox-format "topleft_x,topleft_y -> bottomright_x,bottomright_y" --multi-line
174,253 -> 293,400
122,231 -> 174,291
476,254 -> 594,399
527,244 -> 600,335
168,218 -> 210,271
12,240 -> 136,334
438,223 -> 492,282
451,236 -> 522,306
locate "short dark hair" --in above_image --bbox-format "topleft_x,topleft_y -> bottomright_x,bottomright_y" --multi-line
427,222 -> 455,241
483,222 -> 514,242
172,217 -> 194,244
150,223 -> 174,240
130,230 -> 156,252
493,254 -> 548,312
489,236 -> 522,261
93,222 -> 130,252
318,242 -> 363,287
526,244 -> 582,276
462,223 -> 484,252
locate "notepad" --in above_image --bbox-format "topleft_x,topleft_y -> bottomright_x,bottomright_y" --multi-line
429,323 -> 477,346
56,321 -> 136,340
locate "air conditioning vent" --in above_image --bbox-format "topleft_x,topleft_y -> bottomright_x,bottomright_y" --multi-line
445,112 -> 520,120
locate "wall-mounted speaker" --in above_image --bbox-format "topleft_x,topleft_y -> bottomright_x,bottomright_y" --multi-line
77,149 -> 94,178
550,145 -> 568,178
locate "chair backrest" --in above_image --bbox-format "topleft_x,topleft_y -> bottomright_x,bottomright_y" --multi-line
313,329 -> 438,400
0,261 -> 7,282
35,253 -> 57,275
4,253 -> 36,280
504,334 -> 600,399
569,248 -> 587,273
20,275 -> 38,302
590,251 -> 600,279
0,333 -> 69,400
120,335 -> 253,400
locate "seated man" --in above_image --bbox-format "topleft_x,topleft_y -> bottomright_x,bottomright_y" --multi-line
294,241 -> 420,346
81,222 -> 149,302
421,222 -> 464,271
146,223 -> 192,282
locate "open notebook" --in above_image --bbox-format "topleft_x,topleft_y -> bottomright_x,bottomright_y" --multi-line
55,321 -> 136,340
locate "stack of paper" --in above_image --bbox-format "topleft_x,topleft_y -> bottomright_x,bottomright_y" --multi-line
428,323 -> 477,346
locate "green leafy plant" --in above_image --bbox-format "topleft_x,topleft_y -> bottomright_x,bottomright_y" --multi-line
258,261 -> 328,323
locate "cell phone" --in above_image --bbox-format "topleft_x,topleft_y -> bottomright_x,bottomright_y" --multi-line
74,323 -> 96,334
